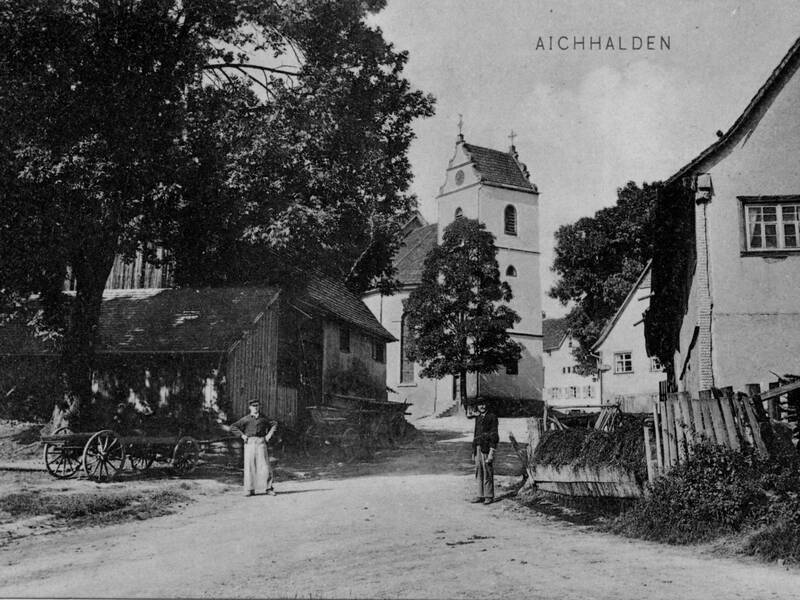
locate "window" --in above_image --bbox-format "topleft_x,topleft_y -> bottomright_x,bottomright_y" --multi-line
650,356 -> 663,372
614,352 -> 633,374
585,386 -> 593,398
742,197 -> 800,252
504,205 -> 517,235
399,314 -> 415,383
568,386 -> 578,398
505,361 -> 518,375
454,207 -> 463,220
372,340 -> 385,363
505,265 -> 517,277
339,326 -> 350,353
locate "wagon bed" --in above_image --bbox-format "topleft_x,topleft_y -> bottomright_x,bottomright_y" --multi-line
41,428 -> 201,482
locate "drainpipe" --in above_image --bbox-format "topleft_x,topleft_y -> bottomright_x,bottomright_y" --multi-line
694,173 -> 715,390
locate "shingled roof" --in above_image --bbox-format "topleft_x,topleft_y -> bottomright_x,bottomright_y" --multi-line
462,143 -> 536,191
0,277 -> 394,355
302,276 -> 395,341
543,318 -> 569,351
393,223 -> 438,286
0,287 -> 281,355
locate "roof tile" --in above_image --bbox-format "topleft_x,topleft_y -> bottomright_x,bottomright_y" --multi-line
463,143 -> 536,191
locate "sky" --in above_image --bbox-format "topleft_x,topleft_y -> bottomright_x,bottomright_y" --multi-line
370,0 -> 800,317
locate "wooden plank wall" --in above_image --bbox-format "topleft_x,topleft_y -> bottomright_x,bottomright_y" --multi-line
227,300 -> 283,422
649,386 -> 768,479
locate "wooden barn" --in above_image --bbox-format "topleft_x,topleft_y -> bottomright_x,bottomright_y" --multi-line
0,276 -> 395,428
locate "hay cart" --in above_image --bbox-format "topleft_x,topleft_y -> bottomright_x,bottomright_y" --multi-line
302,394 -> 410,460
40,427 -> 201,482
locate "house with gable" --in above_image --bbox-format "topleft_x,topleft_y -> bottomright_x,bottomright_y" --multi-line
542,318 -> 599,410
645,36 -> 800,396
362,132 -> 544,418
593,262 -> 665,413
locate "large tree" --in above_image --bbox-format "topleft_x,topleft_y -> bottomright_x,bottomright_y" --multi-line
548,181 -> 660,373
404,218 -> 521,407
0,0 -> 433,426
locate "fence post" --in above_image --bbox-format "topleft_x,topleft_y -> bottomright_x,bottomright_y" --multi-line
768,381 -> 781,420
739,391 -> 768,455
644,422 -> 655,484
678,391 -> 694,455
746,383 -> 767,420
652,401 -> 663,473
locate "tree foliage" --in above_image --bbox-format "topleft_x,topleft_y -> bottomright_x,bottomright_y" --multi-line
548,181 -> 661,373
0,0 -> 433,424
404,218 -> 521,405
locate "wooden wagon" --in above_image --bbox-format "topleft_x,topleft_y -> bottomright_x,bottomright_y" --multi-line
302,394 -> 411,460
40,427 -> 201,482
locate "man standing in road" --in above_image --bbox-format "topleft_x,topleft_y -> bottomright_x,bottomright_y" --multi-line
470,398 -> 499,505
229,400 -> 278,497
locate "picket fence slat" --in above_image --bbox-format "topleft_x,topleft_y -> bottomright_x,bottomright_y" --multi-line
653,387 -> 772,475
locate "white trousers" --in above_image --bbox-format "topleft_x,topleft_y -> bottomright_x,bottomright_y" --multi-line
243,438 -> 273,492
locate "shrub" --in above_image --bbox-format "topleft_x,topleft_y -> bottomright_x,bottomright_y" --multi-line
614,442 -> 770,543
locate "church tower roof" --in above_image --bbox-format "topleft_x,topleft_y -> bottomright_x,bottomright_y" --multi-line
461,143 -> 536,192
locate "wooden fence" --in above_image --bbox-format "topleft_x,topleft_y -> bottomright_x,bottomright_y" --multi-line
647,380 -> 800,481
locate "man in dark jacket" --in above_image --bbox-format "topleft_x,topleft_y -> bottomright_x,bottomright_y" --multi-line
470,399 -> 499,505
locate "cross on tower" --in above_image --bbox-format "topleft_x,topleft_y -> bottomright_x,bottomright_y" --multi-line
508,129 -> 517,147
457,114 -> 464,136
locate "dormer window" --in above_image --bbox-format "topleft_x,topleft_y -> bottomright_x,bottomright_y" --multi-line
504,205 -> 517,235
454,207 -> 463,220
505,265 -> 517,277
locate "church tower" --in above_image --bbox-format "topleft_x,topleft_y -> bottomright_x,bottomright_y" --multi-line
435,131 -> 543,406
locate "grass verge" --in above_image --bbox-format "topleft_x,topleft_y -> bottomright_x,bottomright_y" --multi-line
0,488 -> 191,526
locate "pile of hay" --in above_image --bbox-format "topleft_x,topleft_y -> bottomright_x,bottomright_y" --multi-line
532,414 -> 647,484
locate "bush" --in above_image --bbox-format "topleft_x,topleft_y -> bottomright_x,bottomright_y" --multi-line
614,442 -> 771,543
743,496 -> 800,562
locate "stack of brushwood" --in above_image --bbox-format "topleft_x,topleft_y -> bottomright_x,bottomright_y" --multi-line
531,413 -> 648,498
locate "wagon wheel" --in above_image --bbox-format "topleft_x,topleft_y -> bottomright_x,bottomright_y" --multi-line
128,443 -> 156,472
43,426 -> 81,479
370,418 -> 391,449
340,427 -> 361,462
82,430 -> 126,482
302,424 -> 322,457
172,436 -> 200,475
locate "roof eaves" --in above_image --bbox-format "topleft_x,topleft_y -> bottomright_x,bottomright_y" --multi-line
591,261 -> 653,352
666,36 -> 800,185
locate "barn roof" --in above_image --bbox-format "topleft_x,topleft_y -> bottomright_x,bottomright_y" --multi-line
462,143 -> 536,192
0,278 -> 394,355
302,276 -> 395,341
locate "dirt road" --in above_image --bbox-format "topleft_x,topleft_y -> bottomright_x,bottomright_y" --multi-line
1,428 -> 799,599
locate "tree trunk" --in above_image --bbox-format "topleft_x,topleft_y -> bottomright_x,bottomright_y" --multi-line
459,369 -> 467,411
50,250 -> 115,430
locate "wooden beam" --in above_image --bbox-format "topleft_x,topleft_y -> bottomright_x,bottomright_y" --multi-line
759,379 -> 800,402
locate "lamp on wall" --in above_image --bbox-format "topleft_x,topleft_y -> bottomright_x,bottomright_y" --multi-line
695,173 -> 713,203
